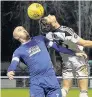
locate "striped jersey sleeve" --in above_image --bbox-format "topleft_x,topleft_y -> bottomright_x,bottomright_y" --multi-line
54,26 -> 81,43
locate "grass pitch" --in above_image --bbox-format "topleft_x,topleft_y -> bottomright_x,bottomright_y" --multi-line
1,88 -> 92,97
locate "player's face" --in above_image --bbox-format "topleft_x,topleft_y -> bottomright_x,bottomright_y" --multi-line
39,15 -> 56,32
13,26 -> 30,40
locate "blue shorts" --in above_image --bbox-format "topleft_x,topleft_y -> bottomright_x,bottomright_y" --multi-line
30,75 -> 62,97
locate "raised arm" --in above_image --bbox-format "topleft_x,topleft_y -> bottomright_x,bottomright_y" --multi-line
77,38 -> 92,47
56,26 -> 92,47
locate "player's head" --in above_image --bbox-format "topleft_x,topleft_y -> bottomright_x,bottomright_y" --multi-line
13,26 -> 30,42
43,14 -> 56,24
39,14 -> 55,33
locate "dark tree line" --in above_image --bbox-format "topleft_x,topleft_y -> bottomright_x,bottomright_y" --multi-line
1,1 -> 92,75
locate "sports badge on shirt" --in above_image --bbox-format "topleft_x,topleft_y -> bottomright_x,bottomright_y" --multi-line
27,45 -> 41,57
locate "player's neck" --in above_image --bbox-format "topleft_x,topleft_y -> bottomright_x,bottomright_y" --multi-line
21,37 -> 31,44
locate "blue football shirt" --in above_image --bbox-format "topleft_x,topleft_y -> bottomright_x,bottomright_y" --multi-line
8,35 -> 55,78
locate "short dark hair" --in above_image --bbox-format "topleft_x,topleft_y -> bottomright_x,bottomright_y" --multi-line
39,18 -> 55,33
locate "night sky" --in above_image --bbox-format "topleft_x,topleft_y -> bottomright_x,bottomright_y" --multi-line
1,1 -> 21,61
1,1 -> 40,61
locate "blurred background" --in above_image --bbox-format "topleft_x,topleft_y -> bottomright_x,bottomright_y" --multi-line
1,1 -> 92,97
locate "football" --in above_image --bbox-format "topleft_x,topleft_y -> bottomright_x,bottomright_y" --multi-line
27,3 -> 44,20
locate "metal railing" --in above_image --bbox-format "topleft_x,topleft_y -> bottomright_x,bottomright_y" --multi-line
1,76 -> 92,88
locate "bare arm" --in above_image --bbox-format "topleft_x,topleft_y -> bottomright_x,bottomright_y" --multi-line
77,38 -> 92,47
58,26 -> 92,47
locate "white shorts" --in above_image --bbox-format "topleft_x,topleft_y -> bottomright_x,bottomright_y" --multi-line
60,54 -> 89,79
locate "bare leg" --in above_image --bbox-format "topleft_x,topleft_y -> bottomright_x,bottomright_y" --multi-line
78,79 -> 88,97
61,79 -> 72,97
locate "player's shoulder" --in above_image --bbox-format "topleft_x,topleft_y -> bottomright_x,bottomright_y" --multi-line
59,25 -> 73,36
33,35 -> 44,40
13,46 -> 21,54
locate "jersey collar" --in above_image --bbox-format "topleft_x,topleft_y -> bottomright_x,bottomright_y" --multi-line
22,39 -> 31,45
